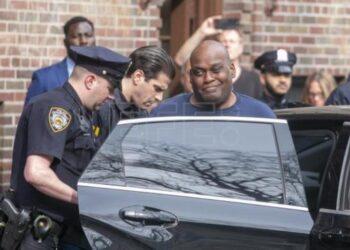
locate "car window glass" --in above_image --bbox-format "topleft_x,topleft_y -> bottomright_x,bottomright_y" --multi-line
343,149 -> 350,211
336,125 -> 350,211
121,121 -> 283,204
291,130 -> 336,216
79,124 -> 132,185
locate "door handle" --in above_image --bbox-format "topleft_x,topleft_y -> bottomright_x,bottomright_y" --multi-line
318,228 -> 350,244
122,210 -> 176,223
120,206 -> 177,227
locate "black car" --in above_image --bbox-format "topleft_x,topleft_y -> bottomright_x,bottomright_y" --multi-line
77,106 -> 350,250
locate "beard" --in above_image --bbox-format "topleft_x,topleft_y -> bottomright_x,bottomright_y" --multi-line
265,82 -> 287,98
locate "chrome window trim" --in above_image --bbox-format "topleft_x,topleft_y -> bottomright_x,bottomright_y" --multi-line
78,182 -> 308,212
118,116 -> 287,125
320,208 -> 350,216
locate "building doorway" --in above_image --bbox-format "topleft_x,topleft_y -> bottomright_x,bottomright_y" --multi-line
160,0 -> 223,96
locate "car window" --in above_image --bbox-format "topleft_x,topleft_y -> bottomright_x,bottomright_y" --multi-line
336,125 -> 350,211
121,121 -> 284,204
291,130 -> 336,215
342,152 -> 350,211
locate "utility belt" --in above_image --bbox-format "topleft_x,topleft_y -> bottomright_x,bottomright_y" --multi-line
30,211 -> 64,245
0,190 -> 64,250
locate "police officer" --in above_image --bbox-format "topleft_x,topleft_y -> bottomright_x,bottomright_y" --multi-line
10,46 -> 130,249
255,49 -> 297,109
97,45 -> 176,143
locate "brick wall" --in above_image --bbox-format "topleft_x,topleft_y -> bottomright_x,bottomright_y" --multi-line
0,0 -> 162,190
223,0 -> 350,77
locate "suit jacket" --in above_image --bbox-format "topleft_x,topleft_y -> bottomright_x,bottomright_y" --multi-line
326,80 -> 350,105
25,58 -> 69,105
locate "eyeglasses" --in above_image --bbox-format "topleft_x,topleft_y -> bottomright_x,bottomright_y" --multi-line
308,92 -> 325,98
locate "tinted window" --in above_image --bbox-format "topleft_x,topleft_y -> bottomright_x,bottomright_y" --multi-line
291,130 -> 336,215
121,121 -> 283,203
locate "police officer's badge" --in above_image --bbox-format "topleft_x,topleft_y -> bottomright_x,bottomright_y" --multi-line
48,107 -> 72,133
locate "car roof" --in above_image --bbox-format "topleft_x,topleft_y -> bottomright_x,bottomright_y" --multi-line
118,116 -> 285,125
275,106 -> 350,121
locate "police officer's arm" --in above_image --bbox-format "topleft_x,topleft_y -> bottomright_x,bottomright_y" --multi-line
24,154 -> 78,204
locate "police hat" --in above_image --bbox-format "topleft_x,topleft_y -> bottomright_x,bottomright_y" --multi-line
254,49 -> 297,74
69,46 -> 130,89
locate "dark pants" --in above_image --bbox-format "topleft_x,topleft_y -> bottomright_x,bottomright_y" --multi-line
19,229 -> 87,250
19,230 -> 57,250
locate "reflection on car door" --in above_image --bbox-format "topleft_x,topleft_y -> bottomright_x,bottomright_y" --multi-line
78,117 -> 314,250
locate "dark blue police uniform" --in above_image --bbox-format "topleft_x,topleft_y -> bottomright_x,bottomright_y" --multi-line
255,49 -> 298,109
10,46 -> 130,249
260,92 -> 289,109
11,82 -> 95,249
12,82 -> 95,224
96,88 -> 148,144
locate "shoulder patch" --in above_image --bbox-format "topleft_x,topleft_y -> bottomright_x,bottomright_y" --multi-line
48,107 -> 72,133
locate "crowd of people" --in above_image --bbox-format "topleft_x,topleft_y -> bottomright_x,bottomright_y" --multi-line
7,14 -> 349,249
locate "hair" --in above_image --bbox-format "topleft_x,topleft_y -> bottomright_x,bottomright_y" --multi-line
125,45 -> 176,81
63,16 -> 94,37
302,70 -> 337,104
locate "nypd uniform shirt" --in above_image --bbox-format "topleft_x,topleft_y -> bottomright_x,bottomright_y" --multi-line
260,92 -> 288,110
11,82 -> 96,224
96,88 -> 148,145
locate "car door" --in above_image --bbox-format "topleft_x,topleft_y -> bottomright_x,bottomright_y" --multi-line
78,117 -> 313,250
308,122 -> 350,250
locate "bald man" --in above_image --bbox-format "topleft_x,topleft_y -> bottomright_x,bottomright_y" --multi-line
151,40 -> 274,118
174,16 -> 262,98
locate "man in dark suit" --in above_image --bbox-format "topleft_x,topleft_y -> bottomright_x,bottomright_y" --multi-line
24,16 -> 95,105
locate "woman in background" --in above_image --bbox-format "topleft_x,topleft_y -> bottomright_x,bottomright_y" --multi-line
302,71 -> 337,106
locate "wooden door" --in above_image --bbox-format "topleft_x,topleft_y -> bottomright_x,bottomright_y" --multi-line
161,0 -> 223,96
